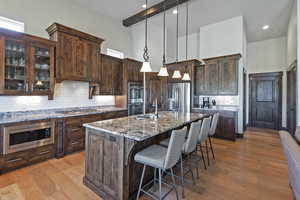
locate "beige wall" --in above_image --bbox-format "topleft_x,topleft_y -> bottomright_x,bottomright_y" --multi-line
0,0 -> 133,111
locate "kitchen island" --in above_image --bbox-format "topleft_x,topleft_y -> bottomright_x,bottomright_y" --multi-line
83,111 -> 207,200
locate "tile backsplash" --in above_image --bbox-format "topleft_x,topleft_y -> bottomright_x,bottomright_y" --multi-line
0,81 -> 115,112
194,96 -> 240,107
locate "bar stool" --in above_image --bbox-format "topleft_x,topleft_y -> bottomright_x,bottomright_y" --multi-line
208,113 -> 219,160
197,116 -> 212,168
160,121 -> 202,198
135,127 -> 187,200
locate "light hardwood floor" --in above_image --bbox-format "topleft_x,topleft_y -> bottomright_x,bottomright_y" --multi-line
0,128 -> 294,200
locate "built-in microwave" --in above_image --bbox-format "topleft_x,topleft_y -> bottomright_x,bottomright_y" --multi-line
3,121 -> 55,155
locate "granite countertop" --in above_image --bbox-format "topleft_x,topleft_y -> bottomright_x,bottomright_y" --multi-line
0,106 -> 128,125
192,105 -> 239,112
83,111 -> 207,141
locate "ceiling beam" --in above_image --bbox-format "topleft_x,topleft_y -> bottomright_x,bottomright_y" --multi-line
123,0 -> 189,27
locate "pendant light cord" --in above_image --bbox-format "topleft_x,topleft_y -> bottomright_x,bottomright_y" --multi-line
163,2 -> 166,65
143,0 -> 149,62
176,0 -> 179,63
186,1 -> 188,60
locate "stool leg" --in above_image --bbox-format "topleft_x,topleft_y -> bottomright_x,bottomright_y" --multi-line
205,140 -> 210,166
159,168 -> 162,200
209,136 -> 215,160
136,165 -> 146,200
170,168 -> 179,200
153,168 -> 157,192
199,145 -> 207,170
180,155 -> 185,199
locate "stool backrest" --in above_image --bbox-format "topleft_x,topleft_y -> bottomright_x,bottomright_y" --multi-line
209,113 -> 219,136
198,117 -> 212,142
164,127 -> 187,170
183,121 -> 202,154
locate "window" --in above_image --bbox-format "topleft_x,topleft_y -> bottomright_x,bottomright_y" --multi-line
107,48 -> 124,59
0,16 -> 24,32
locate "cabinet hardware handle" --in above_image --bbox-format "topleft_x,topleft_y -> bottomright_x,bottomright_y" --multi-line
70,128 -> 81,132
38,150 -> 50,155
71,141 -> 80,145
25,82 -> 29,92
7,158 -> 23,163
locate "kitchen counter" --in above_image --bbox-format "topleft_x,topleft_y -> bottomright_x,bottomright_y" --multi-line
83,111 -> 208,200
0,106 -> 128,125
192,105 -> 239,112
83,111 -> 207,141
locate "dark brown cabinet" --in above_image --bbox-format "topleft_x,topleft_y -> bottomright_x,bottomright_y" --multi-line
204,60 -> 219,95
195,54 -> 240,96
99,54 -> 123,95
47,23 -> 103,83
59,110 -> 128,156
147,73 -> 168,111
123,58 -> 143,82
192,109 -> 237,141
0,28 -> 56,99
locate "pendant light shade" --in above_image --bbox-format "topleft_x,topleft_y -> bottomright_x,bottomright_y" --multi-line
172,70 -> 181,79
182,72 -> 191,80
140,61 -> 152,72
158,1 -> 169,77
158,67 -> 169,76
182,1 -> 191,81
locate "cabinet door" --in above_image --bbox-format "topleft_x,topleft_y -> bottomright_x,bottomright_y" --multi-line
112,58 -> 123,95
0,37 -> 29,94
218,59 -> 238,95
29,44 -> 54,94
194,65 -> 205,95
127,62 -> 143,82
87,42 -> 99,83
204,61 -> 219,95
57,33 -> 77,81
99,55 -> 113,94
75,39 -> 90,80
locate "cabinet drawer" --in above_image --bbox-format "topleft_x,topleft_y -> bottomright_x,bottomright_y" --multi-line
30,145 -> 55,163
3,151 -> 28,170
66,138 -> 85,153
66,127 -> 85,140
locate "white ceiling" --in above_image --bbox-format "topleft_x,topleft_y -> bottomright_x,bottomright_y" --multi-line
70,0 -> 294,42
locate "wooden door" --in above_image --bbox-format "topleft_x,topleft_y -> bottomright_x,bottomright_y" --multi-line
99,55 -> 113,94
75,39 -> 90,80
249,72 -> 282,130
86,42 -> 99,83
111,58 -> 123,95
218,58 -> 238,95
287,64 -> 297,135
57,33 -> 77,81
194,65 -> 205,95
204,60 -> 219,95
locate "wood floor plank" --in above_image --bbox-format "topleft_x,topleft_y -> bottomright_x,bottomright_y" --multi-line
0,128 -> 294,200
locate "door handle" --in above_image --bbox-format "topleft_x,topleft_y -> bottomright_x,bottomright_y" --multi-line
38,150 -> 51,155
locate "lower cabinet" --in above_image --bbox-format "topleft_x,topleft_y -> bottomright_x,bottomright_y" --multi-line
0,144 -> 55,173
60,110 -> 128,156
192,109 -> 237,141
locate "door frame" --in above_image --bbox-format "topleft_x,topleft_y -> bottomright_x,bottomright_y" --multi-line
249,72 -> 283,130
243,68 -> 247,131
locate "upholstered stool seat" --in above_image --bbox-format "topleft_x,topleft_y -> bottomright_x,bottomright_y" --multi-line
134,145 -> 167,169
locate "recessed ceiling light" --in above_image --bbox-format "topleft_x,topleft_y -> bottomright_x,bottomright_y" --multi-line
172,9 -> 178,14
262,25 -> 269,30
142,4 -> 147,8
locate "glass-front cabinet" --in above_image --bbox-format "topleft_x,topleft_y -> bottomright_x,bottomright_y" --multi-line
0,28 -> 56,99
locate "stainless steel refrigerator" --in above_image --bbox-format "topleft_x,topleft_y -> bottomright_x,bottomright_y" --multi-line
167,82 -> 191,113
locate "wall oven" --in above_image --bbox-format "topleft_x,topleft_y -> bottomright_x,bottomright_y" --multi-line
3,121 -> 55,155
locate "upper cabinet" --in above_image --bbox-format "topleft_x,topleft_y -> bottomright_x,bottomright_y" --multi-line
0,28 -> 56,99
123,58 -> 143,82
166,60 -> 198,83
195,54 -> 241,96
46,23 -> 104,83
98,54 -> 123,95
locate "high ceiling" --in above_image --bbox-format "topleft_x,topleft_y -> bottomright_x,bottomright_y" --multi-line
70,0 -> 294,42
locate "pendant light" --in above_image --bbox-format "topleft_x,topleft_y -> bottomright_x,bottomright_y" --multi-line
140,0 -> 152,72
182,1 -> 191,81
172,0 -> 181,79
158,2 -> 169,77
